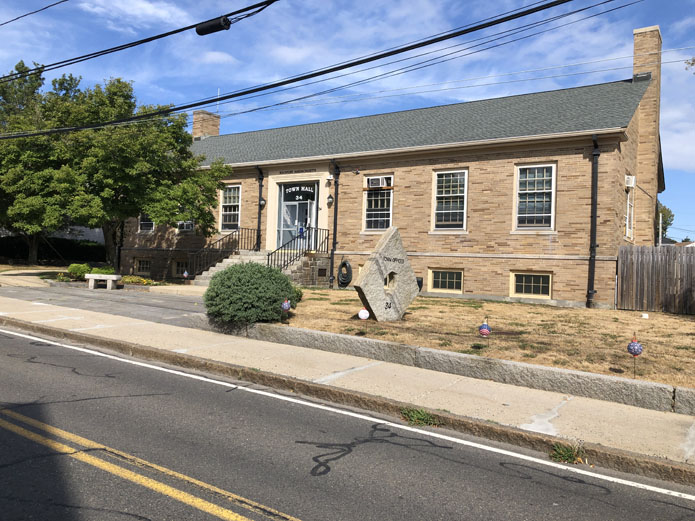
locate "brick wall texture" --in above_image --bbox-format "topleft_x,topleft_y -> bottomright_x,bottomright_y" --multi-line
121,28 -> 663,308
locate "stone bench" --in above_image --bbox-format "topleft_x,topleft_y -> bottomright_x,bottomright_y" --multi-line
85,274 -> 122,290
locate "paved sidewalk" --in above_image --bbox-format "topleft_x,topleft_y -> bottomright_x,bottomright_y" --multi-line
0,268 -> 63,288
0,272 -> 694,484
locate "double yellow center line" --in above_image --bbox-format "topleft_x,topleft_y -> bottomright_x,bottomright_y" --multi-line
0,409 -> 300,521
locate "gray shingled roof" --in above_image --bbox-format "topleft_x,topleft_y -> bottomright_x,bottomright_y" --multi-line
192,78 -> 649,166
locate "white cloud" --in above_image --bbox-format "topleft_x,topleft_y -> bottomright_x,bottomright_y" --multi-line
199,51 -> 238,65
668,16 -> 695,36
76,0 -> 192,32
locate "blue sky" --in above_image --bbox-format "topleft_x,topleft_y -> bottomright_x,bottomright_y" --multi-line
1,0 -> 693,239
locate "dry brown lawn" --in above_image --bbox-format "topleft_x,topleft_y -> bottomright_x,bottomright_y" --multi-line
287,288 -> 695,388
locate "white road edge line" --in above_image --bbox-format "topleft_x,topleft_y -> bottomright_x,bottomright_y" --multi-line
1,327 -> 693,502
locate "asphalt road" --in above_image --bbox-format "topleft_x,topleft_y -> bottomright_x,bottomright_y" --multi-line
0,328 -> 693,520
0,285 -> 208,330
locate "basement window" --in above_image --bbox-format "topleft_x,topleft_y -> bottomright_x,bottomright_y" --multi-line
135,259 -> 151,276
428,269 -> 463,293
511,272 -> 551,299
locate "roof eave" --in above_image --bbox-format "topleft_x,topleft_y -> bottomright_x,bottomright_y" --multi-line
204,127 -> 627,169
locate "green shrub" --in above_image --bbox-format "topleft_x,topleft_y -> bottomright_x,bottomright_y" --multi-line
121,275 -> 158,285
67,263 -> 91,280
90,266 -> 115,275
204,263 -> 301,327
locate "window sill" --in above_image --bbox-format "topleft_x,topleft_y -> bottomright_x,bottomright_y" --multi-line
510,230 -> 557,235
429,230 -> 468,235
360,230 -> 387,235
509,294 -> 552,300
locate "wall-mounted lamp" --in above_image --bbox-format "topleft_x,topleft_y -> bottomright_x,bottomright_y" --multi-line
259,196 -> 266,209
327,194 -> 334,207
354,169 -> 360,175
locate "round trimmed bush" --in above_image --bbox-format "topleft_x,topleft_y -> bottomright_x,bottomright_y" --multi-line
67,263 -> 91,280
204,263 -> 302,326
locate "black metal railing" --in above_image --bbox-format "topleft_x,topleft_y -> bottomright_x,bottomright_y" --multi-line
267,227 -> 329,271
188,227 -> 258,277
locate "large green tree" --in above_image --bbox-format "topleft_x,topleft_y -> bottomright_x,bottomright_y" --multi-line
64,78 -> 229,267
0,65 -> 229,267
0,62 -> 90,263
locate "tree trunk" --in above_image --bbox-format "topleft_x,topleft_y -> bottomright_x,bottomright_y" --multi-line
25,234 -> 40,265
101,220 -> 121,270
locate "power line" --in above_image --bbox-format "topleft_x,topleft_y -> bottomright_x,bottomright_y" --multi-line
189,0 -> 633,119
0,0 -> 69,28
0,0 -> 583,139
0,0 -> 279,85
214,59 -> 688,116
212,0 -> 637,121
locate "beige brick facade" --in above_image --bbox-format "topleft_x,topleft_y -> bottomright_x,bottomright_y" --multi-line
121,27 -> 664,308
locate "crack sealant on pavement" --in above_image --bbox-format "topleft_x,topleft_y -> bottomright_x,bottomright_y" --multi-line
520,397 -> 573,435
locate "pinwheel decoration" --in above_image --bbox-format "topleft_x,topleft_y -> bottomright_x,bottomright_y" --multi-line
627,332 -> 643,378
358,308 -> 370,320
281,299 -> 291,312
479,318 -> 491,337
479,318 -> 491,347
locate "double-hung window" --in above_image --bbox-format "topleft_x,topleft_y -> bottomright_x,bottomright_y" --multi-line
221,185 -> 240,231
138,214 -> 154,233
177,220 -> 194,232
434,170 -> 467,230
516,165 -> 555,229
364,176 -> 393,230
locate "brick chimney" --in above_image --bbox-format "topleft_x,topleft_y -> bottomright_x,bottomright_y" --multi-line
632,26 -> 662,245
192,110 -> 220,140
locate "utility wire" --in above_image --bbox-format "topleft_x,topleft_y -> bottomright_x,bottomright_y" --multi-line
0,0 -> 279,85
179,0 -> 556,108
0,0 -> 69,28
211,0 -> 637,121
0,0 -> 581,139
214,59 -> 688,116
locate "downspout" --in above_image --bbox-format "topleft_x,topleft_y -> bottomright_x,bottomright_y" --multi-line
586,135 -> 600,308
328,160 -> 341,288
255,166 -> 264,251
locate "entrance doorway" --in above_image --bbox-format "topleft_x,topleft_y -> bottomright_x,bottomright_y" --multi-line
277,182 -> 318,248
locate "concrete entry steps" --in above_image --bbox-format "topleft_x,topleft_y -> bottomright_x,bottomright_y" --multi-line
192,250 -> 268,286
192,250 -> 330,288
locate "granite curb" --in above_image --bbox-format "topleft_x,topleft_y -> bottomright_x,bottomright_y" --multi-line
1,315 -> 694,487
247,323 -> 693,415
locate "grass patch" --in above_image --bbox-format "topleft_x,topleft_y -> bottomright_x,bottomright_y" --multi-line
286,288 -> 695,387
550,441 -> 586,464
448,300 -> 484,309
401,408 -> 440,427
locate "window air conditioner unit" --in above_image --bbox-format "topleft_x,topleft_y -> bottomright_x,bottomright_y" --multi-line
368,176 -> 386,188
625,175 -> 636,189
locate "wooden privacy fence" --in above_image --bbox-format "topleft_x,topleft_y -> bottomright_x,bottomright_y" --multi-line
617,246 -> 695,314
